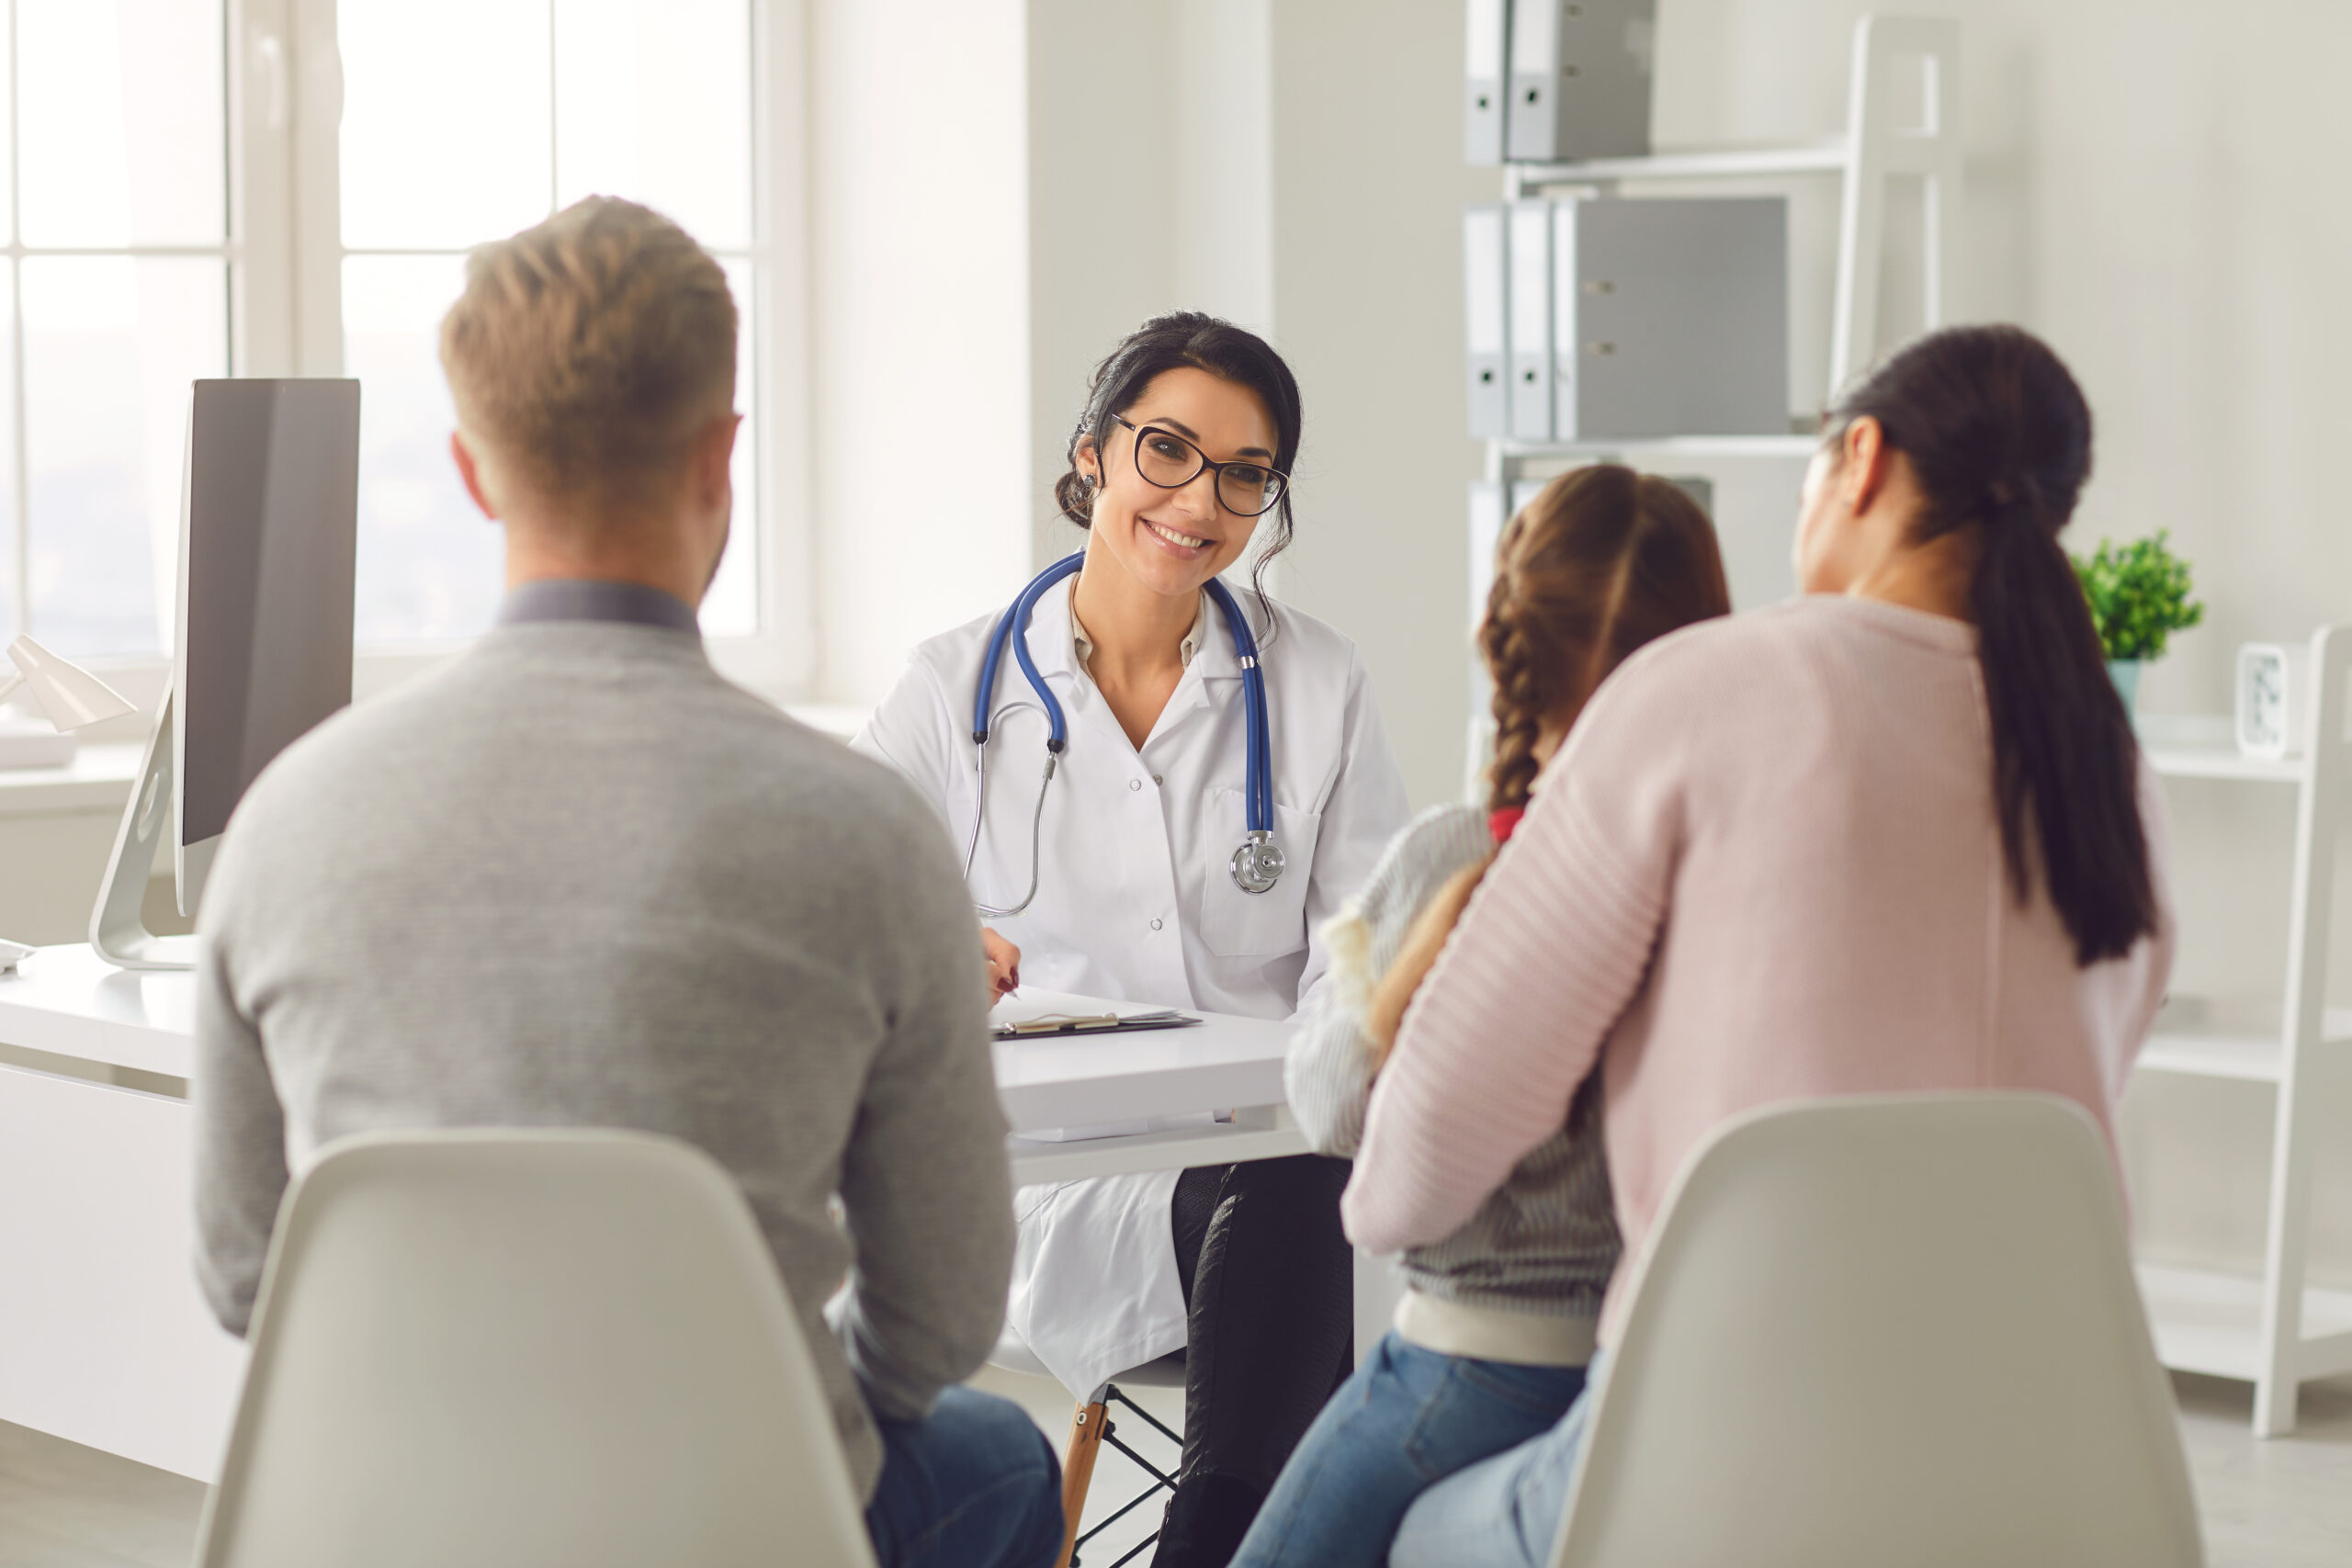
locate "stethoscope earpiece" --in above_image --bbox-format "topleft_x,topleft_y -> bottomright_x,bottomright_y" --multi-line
966,553 -> 1283,914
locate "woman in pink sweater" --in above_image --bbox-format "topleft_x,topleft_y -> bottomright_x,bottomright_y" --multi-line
1356,324 -> 2175,1568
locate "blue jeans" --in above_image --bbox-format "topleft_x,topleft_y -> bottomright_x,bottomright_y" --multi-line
1228,1331 -> 1589,1568
864,1385 -> 1065,1568
1387,1347 -> 1612,1568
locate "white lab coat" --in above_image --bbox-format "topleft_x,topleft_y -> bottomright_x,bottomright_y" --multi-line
851,574 -> 1410,1396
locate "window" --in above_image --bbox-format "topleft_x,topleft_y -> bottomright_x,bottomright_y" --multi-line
334,0 -> 759,645
0,0 -> 792,679
0,0 -> 231,658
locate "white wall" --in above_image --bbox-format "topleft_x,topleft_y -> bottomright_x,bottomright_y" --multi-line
805,0 -> 1036,705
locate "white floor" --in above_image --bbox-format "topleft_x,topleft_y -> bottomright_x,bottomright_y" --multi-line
3,1371 -> 2346,1567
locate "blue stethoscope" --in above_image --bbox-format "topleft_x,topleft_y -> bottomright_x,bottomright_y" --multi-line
965,550 -> 1283,918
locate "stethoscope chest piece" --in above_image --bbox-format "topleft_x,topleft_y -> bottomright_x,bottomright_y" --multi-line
1231,829 -> 1285,895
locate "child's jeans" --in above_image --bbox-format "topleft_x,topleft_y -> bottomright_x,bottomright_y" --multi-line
1228,1329 -> 1589,1568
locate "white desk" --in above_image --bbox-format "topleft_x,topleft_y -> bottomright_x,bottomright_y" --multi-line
0,945 -> 1372,1482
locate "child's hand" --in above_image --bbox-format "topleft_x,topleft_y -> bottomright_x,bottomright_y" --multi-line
1365,857 -> 1491,1069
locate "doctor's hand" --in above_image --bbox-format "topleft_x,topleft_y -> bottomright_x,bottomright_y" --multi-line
1365,857 -> 1492,1070
981,926 -> 1022,1005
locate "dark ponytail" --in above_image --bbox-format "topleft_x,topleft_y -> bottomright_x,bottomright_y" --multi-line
1829,324 -> 2155,965
1053,311 -> 1304,634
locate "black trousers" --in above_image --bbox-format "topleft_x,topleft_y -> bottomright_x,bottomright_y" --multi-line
1154,1154 -> 1355,1566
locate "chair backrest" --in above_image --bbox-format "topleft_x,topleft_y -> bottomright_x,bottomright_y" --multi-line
1552,1093 -> 2201,1568
195,1129 -> 876,1568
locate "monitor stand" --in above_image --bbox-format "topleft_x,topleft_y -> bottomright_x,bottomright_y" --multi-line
90,691 -> 196,972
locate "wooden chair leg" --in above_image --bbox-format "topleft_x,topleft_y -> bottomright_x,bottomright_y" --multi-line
1056,1396 -> 1109,1568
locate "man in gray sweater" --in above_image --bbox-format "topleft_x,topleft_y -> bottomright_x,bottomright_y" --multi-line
192,197 -> 1060,1568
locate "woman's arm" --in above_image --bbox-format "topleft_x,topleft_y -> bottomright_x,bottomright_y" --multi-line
1343,687 -> 1681,1257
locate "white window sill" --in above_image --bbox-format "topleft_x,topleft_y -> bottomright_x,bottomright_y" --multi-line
0,743 -> 147,819
0,700 -> 867,822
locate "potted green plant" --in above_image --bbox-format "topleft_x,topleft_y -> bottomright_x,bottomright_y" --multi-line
2070,530 -> 2204,715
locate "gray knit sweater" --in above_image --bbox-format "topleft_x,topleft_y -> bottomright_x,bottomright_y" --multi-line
192,616 -> 1013,1499
1287,803 -> 1618,1327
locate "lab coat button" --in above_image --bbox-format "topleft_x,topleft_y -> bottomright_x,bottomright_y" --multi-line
1150,918 -> 1164,931
1129,778 -> 1143,791
1152,774 -> 1163,785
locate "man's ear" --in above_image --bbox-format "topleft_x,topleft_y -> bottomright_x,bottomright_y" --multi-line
695,412 -> 743,507
451,430 -> 500,521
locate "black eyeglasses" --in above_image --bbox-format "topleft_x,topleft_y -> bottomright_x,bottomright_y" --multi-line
1111,414 -> 1289,517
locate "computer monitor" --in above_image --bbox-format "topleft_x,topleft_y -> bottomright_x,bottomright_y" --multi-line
174,378 -> 361,912
90,378 -> 359,969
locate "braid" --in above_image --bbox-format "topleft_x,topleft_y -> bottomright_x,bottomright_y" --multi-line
1484,608 -> 1554,814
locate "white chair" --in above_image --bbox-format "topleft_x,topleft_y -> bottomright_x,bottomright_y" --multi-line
990,1327 -> 1186,1568
195,1128 -> 876,1568
1551,1092 -> 2203,1568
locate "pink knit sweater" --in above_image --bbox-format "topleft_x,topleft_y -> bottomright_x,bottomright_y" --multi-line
1344,596 -> 2173,1342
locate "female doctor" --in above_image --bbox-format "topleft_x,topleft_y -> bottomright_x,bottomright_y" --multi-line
854,312 -> 1408,1567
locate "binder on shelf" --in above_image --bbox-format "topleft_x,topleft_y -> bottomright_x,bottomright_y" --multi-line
1464,0 -> 1511,164
1508,199 -> 1555,442
1464,203 -> 1510,439
1549,196 -> 1789,442
1470,478 -> 1550,639
1468,479 -> 1507,635
1507,0 -> 1657,164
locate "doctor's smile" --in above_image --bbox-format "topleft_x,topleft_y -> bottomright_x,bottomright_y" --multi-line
1140,517 -> 1216,556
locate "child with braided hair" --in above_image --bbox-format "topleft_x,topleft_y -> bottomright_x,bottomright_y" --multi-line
1231,464 -> 1730,1568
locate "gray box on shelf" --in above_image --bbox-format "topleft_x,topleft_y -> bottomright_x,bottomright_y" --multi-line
1548,195 -> 1788,441
1667,474 -> 1714,516
1507,0 -> 1655,163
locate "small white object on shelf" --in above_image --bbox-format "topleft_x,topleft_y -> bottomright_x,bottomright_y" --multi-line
0,634 -> 137,773
2235,642 -> 2310,761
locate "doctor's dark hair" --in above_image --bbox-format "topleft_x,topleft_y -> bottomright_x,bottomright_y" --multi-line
1481,465 -> 1730,815
1054,311 -> 1304,627
1827,323 -> 2155,966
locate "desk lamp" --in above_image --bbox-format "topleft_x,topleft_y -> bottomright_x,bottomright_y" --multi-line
0,636 -> 136,972
0,635 -> 136,759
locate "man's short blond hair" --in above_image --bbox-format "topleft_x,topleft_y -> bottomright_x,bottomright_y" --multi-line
441,197 -> 737,510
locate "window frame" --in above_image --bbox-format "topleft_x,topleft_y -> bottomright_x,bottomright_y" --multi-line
82,0 -> 812,714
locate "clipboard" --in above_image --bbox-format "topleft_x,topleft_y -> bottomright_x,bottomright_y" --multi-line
992,1010 -> 1202,1041
989,987 -> 1204,1041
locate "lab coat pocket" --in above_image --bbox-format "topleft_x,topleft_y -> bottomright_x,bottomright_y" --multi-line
1197,790 -> 1321,957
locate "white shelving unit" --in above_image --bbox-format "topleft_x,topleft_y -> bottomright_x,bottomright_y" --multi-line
1484,13 -> 1962,492
1466,16 -> 1962,778
2138,625 -> 2352,1435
